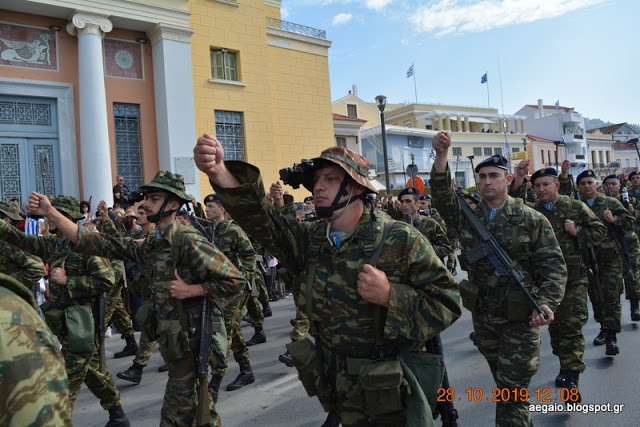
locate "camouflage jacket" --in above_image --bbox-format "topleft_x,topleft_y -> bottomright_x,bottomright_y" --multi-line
0,221 -> 115,308
409,215 -> 453,262
431,166 -> 566,311
212,161 -> 461,357
0,240 -> 46,287
580,194 -> 635,260
558,174 -> 575,196
0,275 -> 71,426
209,219 -> 256,282
75,220 -> 244,321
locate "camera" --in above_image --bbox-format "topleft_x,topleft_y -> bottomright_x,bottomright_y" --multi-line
278,159 -> 315,189
126,190 -> 145,205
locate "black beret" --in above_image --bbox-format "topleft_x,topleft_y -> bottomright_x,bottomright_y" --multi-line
398,187 -> 419,198
576,170 -> 596,184
475,154 -> 509,172
203,194 -> 220,204
530,167 -> 558,184
303,196 -> 314,203
419,194 -> 431,201
629,171 -> 640,179
602,174 -> 620,184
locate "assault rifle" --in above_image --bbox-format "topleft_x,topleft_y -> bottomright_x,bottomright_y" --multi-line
97,291 -> 107,372
573,190 -> 603,301
426,336 -> 458,427
455,189 -> 548,318
616,187 -> 638,290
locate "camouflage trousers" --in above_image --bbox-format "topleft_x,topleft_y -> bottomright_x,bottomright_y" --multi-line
549,279 -> 589,372
104,283 -> 135,339
63,342 -> 122,410
290,309 -> 310,341
588,258 -> 623,332
210,292 -> 250,376
255,271 -> 269,305
161,352 -> 219,427
133,326 -> 159,367
473,313 -> 540,427
623,237 -> 640,300
245,296 -> 264,328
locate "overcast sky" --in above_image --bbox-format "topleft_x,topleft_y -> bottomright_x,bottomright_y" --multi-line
282,0 -> 638,124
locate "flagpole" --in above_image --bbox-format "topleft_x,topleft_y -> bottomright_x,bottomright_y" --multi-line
485,70 -> 490,107
497,58 -> 511,171
412,62 -> 418,103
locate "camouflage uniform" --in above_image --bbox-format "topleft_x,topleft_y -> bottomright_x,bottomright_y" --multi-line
609,194 -> 640,302
105,260 -> 135,339
558,174 -> 576,196
0,197 -> 122,414
211,158 -> 461,426
410,215 -> 453,262
244,237 -> 268,328
431,165 -> 567,427
0,273 -> 71,426
74,171 -> 244,427
207,218 -> 256,379
581,194 -> 634,333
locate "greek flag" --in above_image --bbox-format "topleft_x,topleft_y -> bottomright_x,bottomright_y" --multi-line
554,100 -> 560,109
429,148 -> 436,160
456,155 -> 460,166
407,64 -> 414,78
481,72 -> 488,84
25,218 -> 40,235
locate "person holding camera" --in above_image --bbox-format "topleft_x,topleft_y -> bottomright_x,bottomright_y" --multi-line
194,134 -> 460,426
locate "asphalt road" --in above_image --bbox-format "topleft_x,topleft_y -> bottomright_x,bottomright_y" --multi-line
72,270 -> 640,426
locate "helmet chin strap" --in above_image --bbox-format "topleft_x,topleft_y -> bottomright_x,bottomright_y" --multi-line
315,176 -> 366,218
146,196 -> 179,224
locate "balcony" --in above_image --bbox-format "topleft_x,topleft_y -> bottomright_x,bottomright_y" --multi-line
561,112 -> 582,124
265,17 -> 327,39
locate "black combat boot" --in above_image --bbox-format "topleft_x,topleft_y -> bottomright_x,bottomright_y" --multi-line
555,369 -> 567,387
157,364 -> 168,372
290,318 -> 296,327
593,328 -> 607,346
278,350 -> 293,367
116,363 -> 143,385
105,406 -> 131,427
246,326 -> 266,346
563,371 -> 581,403
209,375 -> 223,403
226,362 -> 255,391
114,335 -> 138,359
631,299 -> 640,321
262,302 -> 273,317
605,330 -> 619,355
321,411 -> 340,427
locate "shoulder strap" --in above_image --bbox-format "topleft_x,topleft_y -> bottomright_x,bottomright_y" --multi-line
372,220 -> 397,359
171,227 -> 193,332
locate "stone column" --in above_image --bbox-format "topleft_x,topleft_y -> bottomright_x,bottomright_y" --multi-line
464,116 -> 470,132
148,24 -> 200,200
67,13 -> 113,202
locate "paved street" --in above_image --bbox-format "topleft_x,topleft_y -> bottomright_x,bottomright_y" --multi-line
73,269 -> 640,426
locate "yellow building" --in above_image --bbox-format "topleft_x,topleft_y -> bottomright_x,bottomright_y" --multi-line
190,0 -> 334,200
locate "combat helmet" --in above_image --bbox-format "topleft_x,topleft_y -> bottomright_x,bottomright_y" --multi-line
52,196 -> 84,221
303,146 -> 378,194
139,171 -> 191,203
0,201 -> 23,221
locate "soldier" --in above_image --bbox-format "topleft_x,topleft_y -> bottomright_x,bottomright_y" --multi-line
431,132 -> 566,426
600,174 -> 640,321
558,159 -> 576,196
0,196 -> 129,426
194,135 -> 461,426
303,195 -> 316,218
576,170 -> 633,354
398,187 -> 453,262
176,208 -> 191,226
0,201 -> 46,288
628,171 -> 640,200
511,164 -> 607,399
28,172 -> 245,427
202,193 -> 259,400
0,272 -> 72,426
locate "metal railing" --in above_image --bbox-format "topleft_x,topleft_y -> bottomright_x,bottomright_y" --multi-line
266,17 -> 327,39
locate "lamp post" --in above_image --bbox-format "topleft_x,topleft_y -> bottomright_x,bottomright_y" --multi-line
375,95 -> 390,194
553,140 -> 566,168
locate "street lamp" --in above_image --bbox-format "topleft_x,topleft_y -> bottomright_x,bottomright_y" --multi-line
375,95 -> 390,194
553,140 -> 566,168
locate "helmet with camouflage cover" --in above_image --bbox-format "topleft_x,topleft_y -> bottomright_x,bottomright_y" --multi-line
139,170 -> 191,203
52,196 -> 84,221
302,146 -> 378,194
0,201 -> 23,221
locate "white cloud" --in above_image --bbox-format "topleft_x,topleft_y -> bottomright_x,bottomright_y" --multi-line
410,0 -> 606,36
281,6 -> 290,19
366,0 -> 395,10
332,12 -> 354,25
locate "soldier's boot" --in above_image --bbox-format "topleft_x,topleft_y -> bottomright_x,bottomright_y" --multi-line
114,335 -> 138,359
116,363 -> 144,384
605,330 -> 620,355
321,411 -> 340,427
209,375 -> 223,403
593,328 -> 607,346
631,299 -> 640,321
246,326 -> 267,346
278,350 -> 294,367
563,371 -> 582,403
262,302 -> 273,317
105,406 -> 131,427
157,364 -> 168,372
290,318 -> 296,327
555,369 -> 568,387
242,314 -> 253,324
469,331 -> 477,346
226,362 -> 255,391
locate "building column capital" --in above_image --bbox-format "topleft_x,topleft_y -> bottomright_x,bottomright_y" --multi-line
148,23 -> 195,44
66,12 -> 113,37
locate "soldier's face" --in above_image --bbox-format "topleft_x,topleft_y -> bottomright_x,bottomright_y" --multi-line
561,161 -> 570,172
631,175 -> 640,188
418,199 -> 430,210
205,202 -> 224,221
477,167 -> 511,201
177,215 -> 190,226
137,209 -> 148,225
578,177 -> 598,198
141,192 -> 180,218
604,179 -> 621,197
304,200 -> 315,209
399,195 -> 418,216
533,176 -> 560,203
312,166 -> 349,207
